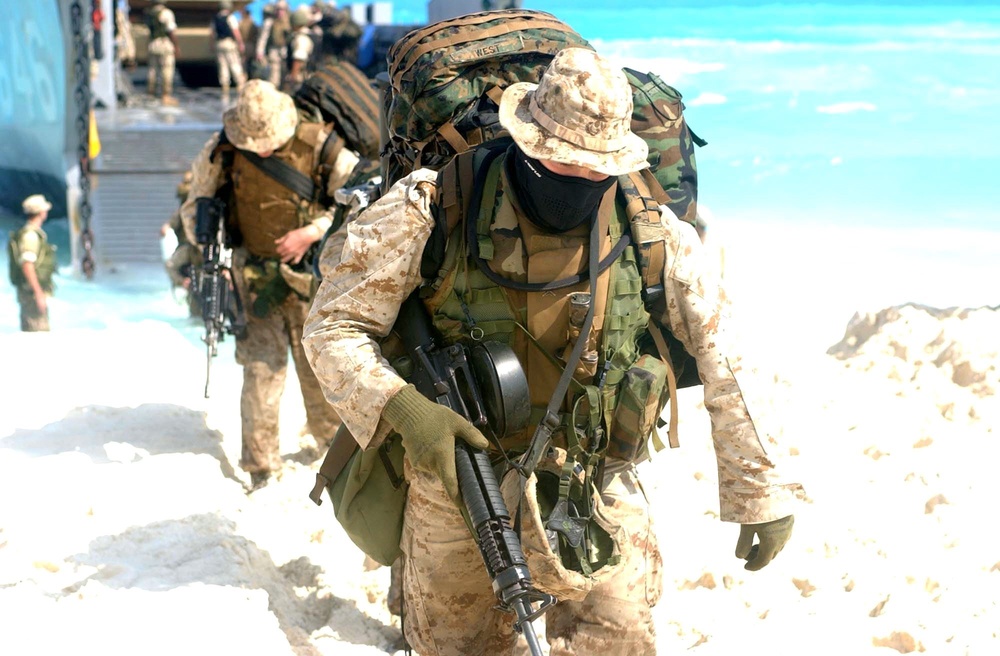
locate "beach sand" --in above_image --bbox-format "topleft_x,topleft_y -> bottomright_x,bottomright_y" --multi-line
0,225 -> 997,655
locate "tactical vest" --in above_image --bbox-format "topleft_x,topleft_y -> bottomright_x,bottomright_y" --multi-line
147,7 -> 170,41
268,16 -> 291,50
228,122 -> 327,259
422,150 -> 669,459
8,226 -> 56,292
213,13 -> 235,41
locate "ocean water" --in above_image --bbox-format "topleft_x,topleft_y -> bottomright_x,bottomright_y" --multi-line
375,0 -> 1000,335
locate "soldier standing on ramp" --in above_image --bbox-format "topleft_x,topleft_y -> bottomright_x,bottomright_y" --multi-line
145,0 -> 181,106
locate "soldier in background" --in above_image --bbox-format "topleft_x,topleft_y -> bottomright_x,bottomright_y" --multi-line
255,1 -> 291,88
315,4 -> 361,66
7,195 -> 56,332
283,7 -> 316,94
145,0 -> 180,106
212,0 -> 247,103
237,6 -> 259,78
180,80 -> 360,491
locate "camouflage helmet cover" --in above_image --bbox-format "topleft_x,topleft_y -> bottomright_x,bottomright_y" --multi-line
223,80 -> 299,153
499,47 -> 648,177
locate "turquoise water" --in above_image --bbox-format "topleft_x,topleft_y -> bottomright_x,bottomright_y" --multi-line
379,1 -> 1000,231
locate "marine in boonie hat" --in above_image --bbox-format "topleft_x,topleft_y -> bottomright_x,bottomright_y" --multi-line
498,47 -> 648,177
223,80 -> 299,153
22,194 -> 52,216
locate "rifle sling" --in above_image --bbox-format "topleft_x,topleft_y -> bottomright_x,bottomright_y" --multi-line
242,150 -> 317,202
309,426 -> 360,506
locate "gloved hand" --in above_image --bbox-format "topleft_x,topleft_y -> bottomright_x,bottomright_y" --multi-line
735,514 -> 794,571
382,385 -> 490,505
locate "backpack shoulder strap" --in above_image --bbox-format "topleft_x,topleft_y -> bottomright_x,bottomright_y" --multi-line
620,171 -> 666,308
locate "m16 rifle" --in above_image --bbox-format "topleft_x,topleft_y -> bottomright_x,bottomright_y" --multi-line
194,196 -> 244,398
393,293 -> 555,655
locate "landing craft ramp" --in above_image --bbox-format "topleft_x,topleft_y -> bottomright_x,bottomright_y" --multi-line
90,91 -> 223,267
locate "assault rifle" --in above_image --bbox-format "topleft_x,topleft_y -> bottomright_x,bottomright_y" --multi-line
194,197 -> 244,398
393,294 -> 554,655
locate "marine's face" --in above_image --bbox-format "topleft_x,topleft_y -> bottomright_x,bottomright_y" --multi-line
538,159 -> 610,182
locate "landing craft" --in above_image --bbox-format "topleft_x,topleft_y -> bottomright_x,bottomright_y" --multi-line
0,0 -> 515,274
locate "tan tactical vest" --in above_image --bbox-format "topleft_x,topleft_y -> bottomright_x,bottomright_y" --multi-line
422,152 -> 657,456
147,6 -> 170,41
8,226 -> 56,292
230,122 -> 326,259
268,15 -> 291,50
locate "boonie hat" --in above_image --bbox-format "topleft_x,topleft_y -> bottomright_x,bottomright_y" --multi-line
499,48 -> 648,177
223,80 -> 298,153
22,194 -> 52,216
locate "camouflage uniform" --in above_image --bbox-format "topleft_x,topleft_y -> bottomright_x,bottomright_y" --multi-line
213,3 -> 247,96
8,195 -> 56,332
182,81 -> 359,479
146,0 -> 178,103
303,49 -> 804,653
256,2 -> 292,88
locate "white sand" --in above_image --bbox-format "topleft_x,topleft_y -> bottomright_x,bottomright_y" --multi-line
1,224 -> 998,655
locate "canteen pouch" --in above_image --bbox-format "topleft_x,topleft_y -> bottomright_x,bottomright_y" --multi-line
325,431 -> 408,567
607,353 -> 668,461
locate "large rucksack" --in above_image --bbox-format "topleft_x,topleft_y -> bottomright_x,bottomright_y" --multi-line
380,9 -> 704,223
294,60 -> 381,160
380,9 -> 592,189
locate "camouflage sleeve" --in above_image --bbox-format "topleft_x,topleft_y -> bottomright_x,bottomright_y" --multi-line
658,208 -> 806,524
17,231 -> 41,263
179,134 -> 225,247
302,169 -> 440,448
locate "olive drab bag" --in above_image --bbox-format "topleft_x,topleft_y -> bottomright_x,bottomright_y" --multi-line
294,60 -> 381,160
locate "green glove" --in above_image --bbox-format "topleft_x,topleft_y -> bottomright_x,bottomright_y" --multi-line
382,384 -> 490,505
735,514 -> 794,571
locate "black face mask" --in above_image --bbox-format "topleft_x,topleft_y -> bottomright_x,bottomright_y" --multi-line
509,148 -> 616,233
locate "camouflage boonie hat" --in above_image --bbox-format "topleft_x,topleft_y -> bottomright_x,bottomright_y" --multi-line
22,194 -> 52,216
499,47 -> 648,177
223,80 -> 298,153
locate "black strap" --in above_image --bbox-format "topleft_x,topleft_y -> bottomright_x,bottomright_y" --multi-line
242,150 -> 317,201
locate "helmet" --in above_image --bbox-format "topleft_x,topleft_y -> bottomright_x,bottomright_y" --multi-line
290,6 -> 313,29
289,6 -> 312,29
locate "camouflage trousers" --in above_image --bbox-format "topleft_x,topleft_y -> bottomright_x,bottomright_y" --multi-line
216,38 -> 246,91
147,38 -> 176,97
234,291 -> 340,474
17,289 -> 49,332
400,457 -> 663,655
266,47 -> 284,88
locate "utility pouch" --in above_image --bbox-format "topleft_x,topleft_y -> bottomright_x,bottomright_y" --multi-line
243,259 -> 292,318
500,446 -> 626,601
607,353 -> 668,461
319,426 -> 408,567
